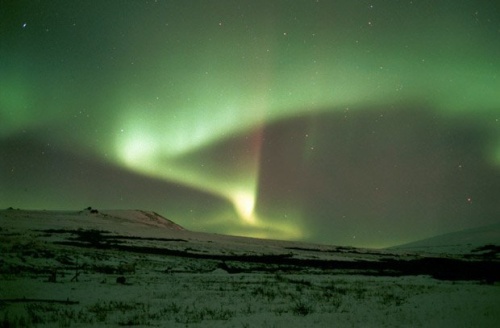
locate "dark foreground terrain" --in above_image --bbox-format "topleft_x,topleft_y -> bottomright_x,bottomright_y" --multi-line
1,209 -> 499,327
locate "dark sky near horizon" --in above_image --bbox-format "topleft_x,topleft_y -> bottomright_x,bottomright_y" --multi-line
1,0 -> 499,248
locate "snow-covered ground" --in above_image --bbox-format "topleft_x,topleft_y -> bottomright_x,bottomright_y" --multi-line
1,209 -> 498,327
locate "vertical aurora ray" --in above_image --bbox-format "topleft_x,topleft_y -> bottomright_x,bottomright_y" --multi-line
114,103 -> 299,238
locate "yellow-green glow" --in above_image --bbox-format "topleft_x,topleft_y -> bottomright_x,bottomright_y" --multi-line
2,1 -> 500,248
232,191 -> 256,224
116,120 -> 273,234
216,209 -> 305,241
111,38 -> 500,243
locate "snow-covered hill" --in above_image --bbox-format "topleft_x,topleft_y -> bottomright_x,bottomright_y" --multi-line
390,222 -> 500,254
0,208 -> 185,236
0,207 -> 389,261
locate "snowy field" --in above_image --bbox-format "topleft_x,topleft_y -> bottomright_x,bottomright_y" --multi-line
1,209 -> 499,327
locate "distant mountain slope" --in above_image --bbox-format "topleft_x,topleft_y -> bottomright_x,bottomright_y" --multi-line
100,209 -> 185,230
2,208 -> 500,282
0,208 -> 186,238
0,207 -> 396,260
390,223 -> 500,254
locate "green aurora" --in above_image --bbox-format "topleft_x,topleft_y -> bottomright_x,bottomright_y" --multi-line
1,0 -> 499,247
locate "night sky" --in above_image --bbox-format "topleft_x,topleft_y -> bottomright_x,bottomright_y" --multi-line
1,0 -> 500,248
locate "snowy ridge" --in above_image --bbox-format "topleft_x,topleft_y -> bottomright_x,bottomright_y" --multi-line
390,222 -> 500,254
0,208 -> 188,239
0,208 -> 386,261
100,210 -> 185,230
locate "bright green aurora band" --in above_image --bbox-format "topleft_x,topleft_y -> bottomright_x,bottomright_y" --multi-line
1,1 -> 499,247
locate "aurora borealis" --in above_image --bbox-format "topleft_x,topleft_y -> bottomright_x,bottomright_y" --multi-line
1,0 -> 499,248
